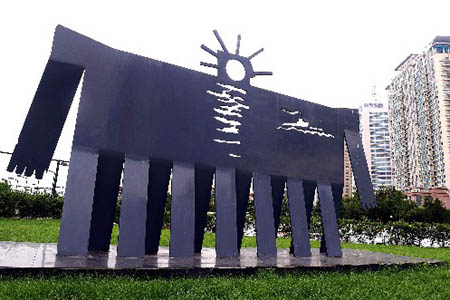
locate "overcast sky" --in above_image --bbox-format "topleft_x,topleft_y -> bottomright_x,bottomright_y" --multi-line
1,0 -> 449,166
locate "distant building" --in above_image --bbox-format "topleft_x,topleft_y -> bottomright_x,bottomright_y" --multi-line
342,140 -> 354,198
342,90 -> 392,198
359,90 -> 393,190
386,36 -> 450,208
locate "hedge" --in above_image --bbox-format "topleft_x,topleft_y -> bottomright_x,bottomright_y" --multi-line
341,186 -> 450,223
308,217 -> 450,248
0,181 -> 63,218
2,180 -> 450,247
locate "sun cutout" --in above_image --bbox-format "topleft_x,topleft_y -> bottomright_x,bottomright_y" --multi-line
200,30 -> 272,84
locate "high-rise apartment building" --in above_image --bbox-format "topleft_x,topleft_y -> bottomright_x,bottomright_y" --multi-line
387,36 -> 450,207
343,140 -> 353,198
359,91 -> 392,189
342,91 -> 392,198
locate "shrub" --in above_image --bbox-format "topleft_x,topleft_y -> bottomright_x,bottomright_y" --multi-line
2,180 -> 450,248
306,217 -> 450,247
340,196 -> 366,220
0,181 -> 16,217
0,181 -> 63,218
431,223 -> 450,247
340,186 -> 450,224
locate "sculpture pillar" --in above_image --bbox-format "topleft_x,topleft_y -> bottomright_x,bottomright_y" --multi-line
117,157 -> 149,257
287,178 -> 311,257
215,167 -> 238,257
57,150 -> 99,256
317,183 -> 342,257
169,162 -> 196,257
253,172 -> 277,257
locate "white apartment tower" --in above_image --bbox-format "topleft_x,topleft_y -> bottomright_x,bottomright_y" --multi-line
387,36 -> 450,194
343,140 -> 354,197
359,89 -> 392,189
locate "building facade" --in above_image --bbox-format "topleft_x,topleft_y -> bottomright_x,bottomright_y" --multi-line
359,94 -> 393,190
387,36 -> 450,208
343,140 -> 354,198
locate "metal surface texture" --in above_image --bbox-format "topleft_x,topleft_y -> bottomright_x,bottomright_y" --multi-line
8,26 -> 375,258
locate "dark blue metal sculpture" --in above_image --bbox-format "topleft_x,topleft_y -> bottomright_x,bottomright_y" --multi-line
7,26 -> 376,258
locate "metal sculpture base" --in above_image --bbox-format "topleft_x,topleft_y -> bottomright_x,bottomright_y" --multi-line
0,242 -> 442,275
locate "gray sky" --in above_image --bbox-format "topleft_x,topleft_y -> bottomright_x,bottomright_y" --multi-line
1,0 -> 449,165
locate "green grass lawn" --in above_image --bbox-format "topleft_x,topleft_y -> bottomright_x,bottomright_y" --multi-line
0,217 -> 307,249
1,218 -> 449,300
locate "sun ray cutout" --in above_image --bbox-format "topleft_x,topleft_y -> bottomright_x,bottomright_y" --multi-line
201,44 -> 217,58
236,34 -> 241,55
201,30 -> 272,82
213,30 -> 229,53
248,48 -> 264,60
200,62 -> 218,69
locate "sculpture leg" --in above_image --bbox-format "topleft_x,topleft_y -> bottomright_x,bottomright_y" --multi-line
286,178 -> 311,257
294,180 -> 316,254
271,176 -> 286,237
215,167 -> 238,257
145,160 -> 172,254
303,180 -> 317,228
236,170 -> 252,251
253,172 -> 277,257
88,151 -> 124,251
317,183 -> 342,257
57,149 -> 99,256
170,162 -> 195,257
117,157 -> 149,257
331,184 -> 343,217
194,165 -> 214,253
319,184 -> 344,253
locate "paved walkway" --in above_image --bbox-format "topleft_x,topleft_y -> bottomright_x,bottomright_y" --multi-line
0,241 -> 442,271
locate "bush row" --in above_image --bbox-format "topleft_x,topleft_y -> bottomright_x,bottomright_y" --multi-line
2,180 -> 450,247
341,186 -> 450,224
307,217 -> 450,247
4,181 -> 450,225
0,181 -> 63,218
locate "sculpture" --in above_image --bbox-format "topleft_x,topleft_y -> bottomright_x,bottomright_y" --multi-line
7,26 -> 375,258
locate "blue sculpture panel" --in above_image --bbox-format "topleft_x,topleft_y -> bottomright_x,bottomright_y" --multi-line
8,26 -> 375,258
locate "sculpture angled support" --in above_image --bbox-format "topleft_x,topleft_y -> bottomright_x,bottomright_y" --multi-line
8,26 -> 376,259
271,176 -> 286,238
88,151 -> 124,252
194,165 -> 215,254
236,170 -> 252,251
145,160 -> 172,255
344,130 -> 376,209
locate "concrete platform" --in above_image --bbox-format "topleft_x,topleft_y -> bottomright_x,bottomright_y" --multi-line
0,242 -> 443,275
